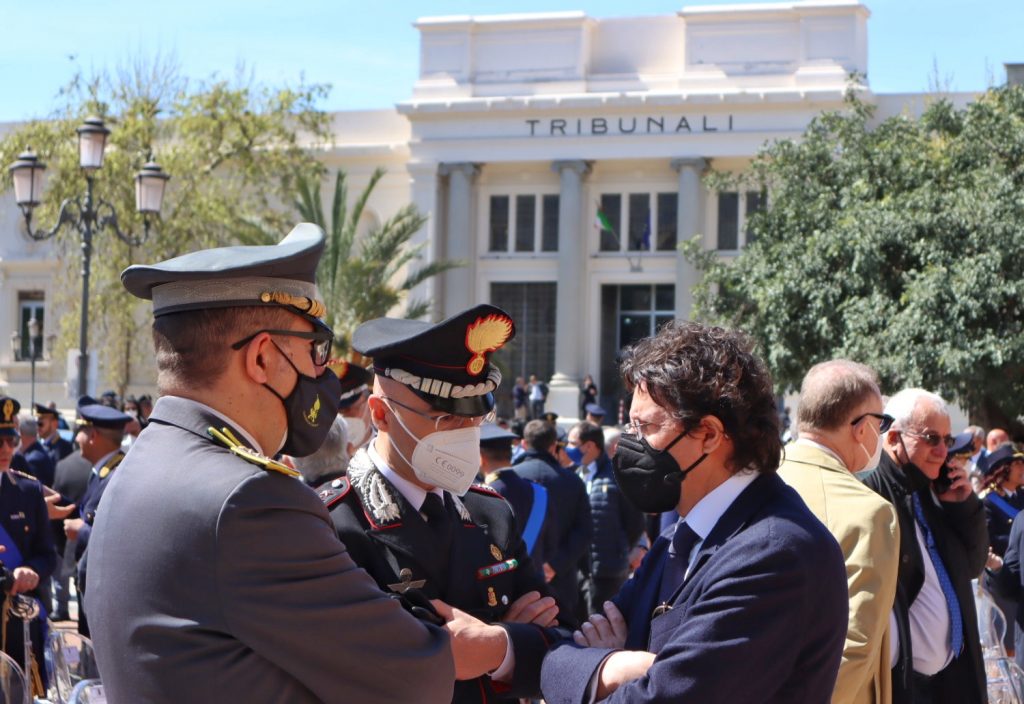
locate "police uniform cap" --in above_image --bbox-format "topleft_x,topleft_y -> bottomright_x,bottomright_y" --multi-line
327,359 -> 374,410
0,397 -> 21,437
32,403 -> 60,419
76,395 -> 132,430
946,430 -> 974,458
585,403 -> 606,417
542,412 -> 559,424
985,445 -> 1024,476
480,423 -> 518,446
121,223 -> 329,326
353,304 -> 516,417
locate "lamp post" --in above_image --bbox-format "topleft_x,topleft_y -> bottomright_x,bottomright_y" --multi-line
8,117 -> 170,398
28,315 -> 40,407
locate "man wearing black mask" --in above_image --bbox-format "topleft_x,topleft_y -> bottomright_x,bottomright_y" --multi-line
541,321 -> 848,703
859,389 -> 988,704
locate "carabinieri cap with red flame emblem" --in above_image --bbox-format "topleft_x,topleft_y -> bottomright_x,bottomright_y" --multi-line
352,304 -> 516,417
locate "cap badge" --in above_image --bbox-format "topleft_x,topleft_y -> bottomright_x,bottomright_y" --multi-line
1,399 -> 12,423
464,314 -> 514,376
305,396 -> 322,427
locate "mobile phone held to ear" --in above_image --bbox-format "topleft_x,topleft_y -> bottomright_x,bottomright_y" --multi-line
933,464 -> 954,494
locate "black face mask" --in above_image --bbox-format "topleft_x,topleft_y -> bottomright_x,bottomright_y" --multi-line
613,431 -> 708,513
264,341 -> 341,457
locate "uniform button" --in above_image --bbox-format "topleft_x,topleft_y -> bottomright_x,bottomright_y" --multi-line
902,555 -> 909,564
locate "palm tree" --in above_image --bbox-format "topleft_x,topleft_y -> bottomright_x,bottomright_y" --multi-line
292,167 -> 460,354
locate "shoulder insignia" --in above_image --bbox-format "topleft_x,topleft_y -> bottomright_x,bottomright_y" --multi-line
468,483 -> 502,498
98,451 -> 125,479
317,477 -> 352,508
347,450 -> 403,528
207,426 -> 301,479
10,470 -> 40,485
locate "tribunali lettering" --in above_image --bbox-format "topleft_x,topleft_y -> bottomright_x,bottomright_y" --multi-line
525,115 -> 734,137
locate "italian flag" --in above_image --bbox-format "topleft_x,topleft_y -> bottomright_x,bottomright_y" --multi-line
595,206 -> 615,233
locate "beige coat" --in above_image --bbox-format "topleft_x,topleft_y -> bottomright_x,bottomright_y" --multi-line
779,441 -> 900,704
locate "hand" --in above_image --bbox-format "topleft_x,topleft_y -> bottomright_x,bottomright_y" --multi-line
987,549 -> 1004,571
628,546 -> 647,572
64,517 -> 85,540
573,601 -> 628,649
542,562 -> 556,582
45,493 -> 76,520
595,650 -> 657,699
9,567 -> 39,595
501,590 -> 558,627
936,466 -> 972,503
431,599 -> 508,680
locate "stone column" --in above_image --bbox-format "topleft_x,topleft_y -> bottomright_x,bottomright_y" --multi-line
407,162 -> 443,320
671,157 -> 708,320
438,162 -> 479,320
546,159 -> 590,421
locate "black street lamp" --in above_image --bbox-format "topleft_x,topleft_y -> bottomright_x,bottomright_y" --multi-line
28,315 -> 41,407
8,116 -> 170,397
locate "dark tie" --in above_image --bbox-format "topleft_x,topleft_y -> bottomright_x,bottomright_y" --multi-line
421,493 -> 453,546
658,521 -> 700,605
912,493 -> 964,656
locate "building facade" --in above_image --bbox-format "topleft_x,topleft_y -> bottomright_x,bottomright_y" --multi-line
0,1 -> 974,420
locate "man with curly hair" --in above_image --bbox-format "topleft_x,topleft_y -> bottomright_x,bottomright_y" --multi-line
540,321 -> 848,704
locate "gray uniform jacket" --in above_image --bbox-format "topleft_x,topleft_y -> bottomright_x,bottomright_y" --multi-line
86,396 -> 454,704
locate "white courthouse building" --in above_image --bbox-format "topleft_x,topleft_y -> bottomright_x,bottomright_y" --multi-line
0,1 -> 979,420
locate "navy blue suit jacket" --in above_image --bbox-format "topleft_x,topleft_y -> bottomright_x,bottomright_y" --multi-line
540,472 -> 848,704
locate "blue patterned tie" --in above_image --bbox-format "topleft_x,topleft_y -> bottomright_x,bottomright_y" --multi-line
658,521 -> 700,605
911,493 -> 964,656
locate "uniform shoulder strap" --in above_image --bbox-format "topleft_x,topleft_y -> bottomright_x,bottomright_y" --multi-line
317,477 -> 352,509
207,426 -> 301,478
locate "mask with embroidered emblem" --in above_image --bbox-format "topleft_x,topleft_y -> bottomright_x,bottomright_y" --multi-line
264,341 -> 341,457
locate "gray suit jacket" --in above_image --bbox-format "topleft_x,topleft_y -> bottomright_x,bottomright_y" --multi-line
87,396 -> 454,703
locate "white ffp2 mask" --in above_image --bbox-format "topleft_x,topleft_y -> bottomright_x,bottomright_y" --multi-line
386,403 -> 481,496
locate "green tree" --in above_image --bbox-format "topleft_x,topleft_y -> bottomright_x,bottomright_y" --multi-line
0,58 -> 331,396
686,85 -> 1024,433
244,168 -> 460,356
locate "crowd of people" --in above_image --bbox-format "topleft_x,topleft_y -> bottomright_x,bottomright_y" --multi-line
0,223 -> 1020,704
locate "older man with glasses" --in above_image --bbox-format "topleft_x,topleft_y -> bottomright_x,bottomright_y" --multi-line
859,389 -> 988,704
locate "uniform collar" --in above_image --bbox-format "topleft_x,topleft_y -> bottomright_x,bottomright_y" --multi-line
91,449 -> 122,474
162,395 -> 265,456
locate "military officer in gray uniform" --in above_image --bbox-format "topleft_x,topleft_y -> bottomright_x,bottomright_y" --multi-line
320,304 -> 573,703
86,224 -> 454,704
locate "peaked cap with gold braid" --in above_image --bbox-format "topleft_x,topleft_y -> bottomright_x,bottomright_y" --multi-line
120,223 -> 329,328
352,304 -> 516,417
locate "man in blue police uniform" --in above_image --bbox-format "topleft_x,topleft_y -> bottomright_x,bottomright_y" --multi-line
34,404 -> 73,465
321,304 -> 573,703
60,396 -> 131,636
0,396 -> 58,697
87,224 -> 454,704
480,423 -> 555,571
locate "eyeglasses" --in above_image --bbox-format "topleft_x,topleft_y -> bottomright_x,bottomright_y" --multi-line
231,328 -> 333,367
626,419 -> 672,437
0,437 -> 18,448
900,430 -> 956,449
382,395 -> 495,432
850,412 -> 894,434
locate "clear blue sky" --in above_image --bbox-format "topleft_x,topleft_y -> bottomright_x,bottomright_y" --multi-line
2,0 -> 1020,121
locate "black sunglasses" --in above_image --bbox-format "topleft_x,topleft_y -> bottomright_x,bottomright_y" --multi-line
900,430 -> 956,449
850,412 -> 894,433
231,329 -> 333,367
